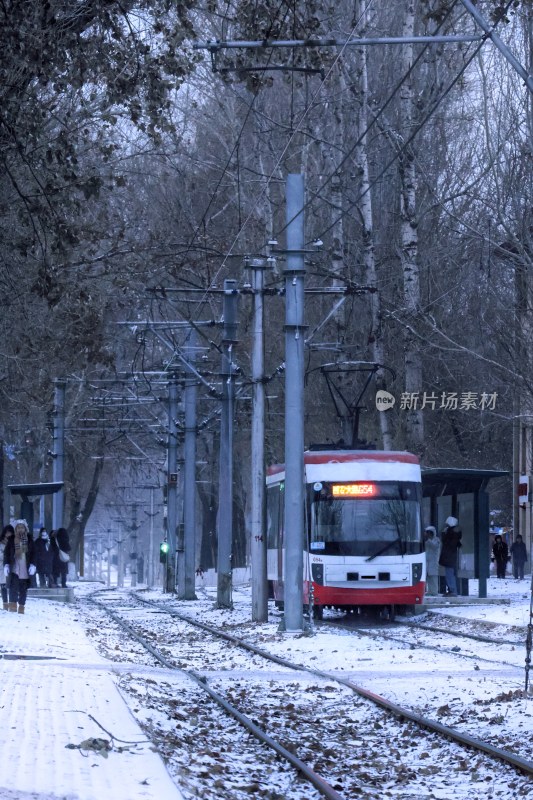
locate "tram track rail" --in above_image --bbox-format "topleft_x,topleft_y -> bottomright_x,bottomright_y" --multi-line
118,591 -> 533,781
397,611 -> 527,647
80,589 -> 533,798
322,617 -> 526,673
87,590 -> 345,800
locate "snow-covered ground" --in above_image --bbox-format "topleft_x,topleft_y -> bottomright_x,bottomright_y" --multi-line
0,576 -> 532,799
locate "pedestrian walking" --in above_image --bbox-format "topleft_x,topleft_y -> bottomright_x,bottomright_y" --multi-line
510,534 -> 528,580
51,527 -> 71,588
492,534 -> 509,579
34,528 -> 54,588
3,519 -> 36,613
0,524 -> 14,609
438,516 -> 462,596
424,526 -> 441,596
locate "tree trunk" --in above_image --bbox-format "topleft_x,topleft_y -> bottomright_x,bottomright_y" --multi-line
354,0 -> 393,450
399,1 -> 423,452
66,443 -> 105,565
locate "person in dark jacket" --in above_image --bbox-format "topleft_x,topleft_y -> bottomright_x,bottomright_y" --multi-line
3,519 -> 36,613
492,534 -> 509,579
51,527 -> 71,588
438,516 -> 462,596
0,524 -> 14,609
510,534 -> 528,580
34,528 -> 54,588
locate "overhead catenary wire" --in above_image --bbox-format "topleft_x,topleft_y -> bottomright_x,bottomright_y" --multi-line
152,2 -> 465,379
137,2 -> 380,395
183,0 -> 457,293
127,4 -> 512,426
279,0 -> 520,246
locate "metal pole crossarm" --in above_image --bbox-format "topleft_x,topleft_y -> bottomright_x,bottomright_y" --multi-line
193,34 -> 482,50
85,372 -> 184,381
305,286 -> 377,295
148,287 -> 243,294
460,0 -> 533,95
117,320 -> 220,327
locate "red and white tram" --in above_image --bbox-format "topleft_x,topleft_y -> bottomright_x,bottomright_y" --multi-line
266,450 -> 425,616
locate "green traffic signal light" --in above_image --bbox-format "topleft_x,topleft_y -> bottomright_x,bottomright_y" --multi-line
159,541 -> 169,563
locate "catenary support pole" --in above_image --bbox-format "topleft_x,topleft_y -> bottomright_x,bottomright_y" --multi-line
166,376 -> 179,592
130,503 -> 138,588
181,328 -> 198,600
117,533 -> 125,588
250,258 -> 269,622
52,380 -> 66,530
284,174 -> 306,632
217,279 -> 238,608
148,487 -> 155,588
106,529 -> 111,587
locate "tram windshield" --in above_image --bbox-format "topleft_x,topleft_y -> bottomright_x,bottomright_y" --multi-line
309,481 -> 422,557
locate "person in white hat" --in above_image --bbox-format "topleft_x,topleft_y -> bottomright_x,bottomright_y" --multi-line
424,526 -> 440,596
3,519 -> 37,613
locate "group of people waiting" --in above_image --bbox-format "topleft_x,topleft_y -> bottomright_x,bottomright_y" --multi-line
424,516 -> 529,597
491,533 -> 528,580
0,521 -> 71,614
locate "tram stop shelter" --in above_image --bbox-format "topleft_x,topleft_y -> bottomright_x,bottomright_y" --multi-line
422,468 -> 509,599
8,482 -> 63,533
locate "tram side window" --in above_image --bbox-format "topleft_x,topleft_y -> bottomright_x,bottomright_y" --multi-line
267,484 -> 282,548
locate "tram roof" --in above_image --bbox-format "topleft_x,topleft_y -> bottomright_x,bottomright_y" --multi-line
267,450 -> 419,476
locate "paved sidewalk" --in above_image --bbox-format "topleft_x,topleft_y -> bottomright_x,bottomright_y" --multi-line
0,596 -> 184,800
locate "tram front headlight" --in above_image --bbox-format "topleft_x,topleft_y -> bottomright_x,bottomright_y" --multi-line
311,563 -> 324,585
412,562 -> 423,583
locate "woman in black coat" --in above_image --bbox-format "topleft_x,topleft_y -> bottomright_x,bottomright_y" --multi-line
51,527 -> 71,588
34,528 -> 54,588
492,534 -> 509,579
438,517 -> 462,596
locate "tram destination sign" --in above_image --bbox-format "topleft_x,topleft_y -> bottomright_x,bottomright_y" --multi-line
332,483 -> 377,497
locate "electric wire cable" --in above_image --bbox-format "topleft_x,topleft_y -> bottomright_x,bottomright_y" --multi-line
292,0 -> 518,247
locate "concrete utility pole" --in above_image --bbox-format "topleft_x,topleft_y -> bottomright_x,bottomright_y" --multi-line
147,487 -> 156,588
217,279 -> 238,608
52,380 -> 66,530
166,376 -> 179,592
105,529 -> 112,587
180,328 -> 198,600
249,257 -> 270,622
283,174 -> 306,633
130,503 -> 138,588
116,532 -> 125,588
